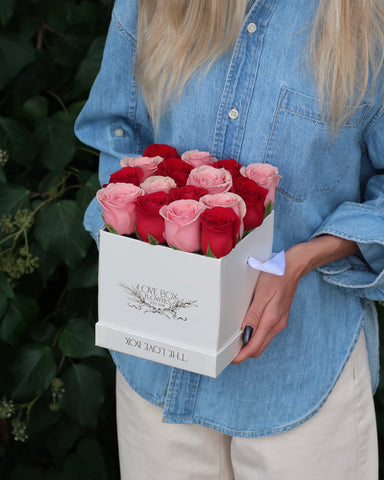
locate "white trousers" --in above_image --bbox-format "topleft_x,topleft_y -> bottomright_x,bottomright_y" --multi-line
116,332 -> 378,480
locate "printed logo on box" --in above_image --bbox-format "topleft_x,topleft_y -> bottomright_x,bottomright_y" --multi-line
119,282 -> 198,321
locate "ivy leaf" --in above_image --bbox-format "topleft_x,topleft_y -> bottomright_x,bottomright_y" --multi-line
58,318 -> 105,358
72,36 -> 106,96
0,0 -> 18,27
11,343 -> 56,400
0,294 -> 39,347
34,200 -> 91,268
0,184 -> 29,217
0,33 -> 35,89
35,115 -> 76,172
61,363 -> 104,427
0,117 -> 37,166
67,247 -> 98,289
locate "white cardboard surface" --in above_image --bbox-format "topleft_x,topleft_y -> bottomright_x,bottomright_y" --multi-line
96,211 -> 274,377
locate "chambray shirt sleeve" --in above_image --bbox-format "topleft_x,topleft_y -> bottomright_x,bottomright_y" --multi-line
74,0 -> 153,244
311,108 -> 384,301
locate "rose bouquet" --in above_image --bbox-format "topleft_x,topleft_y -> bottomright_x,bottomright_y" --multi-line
96,144 -> 280,259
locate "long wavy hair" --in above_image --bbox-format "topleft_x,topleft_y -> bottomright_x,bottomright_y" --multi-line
136,0 -> 384,130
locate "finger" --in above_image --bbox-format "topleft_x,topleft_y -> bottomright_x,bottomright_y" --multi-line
232,322 -> 270,364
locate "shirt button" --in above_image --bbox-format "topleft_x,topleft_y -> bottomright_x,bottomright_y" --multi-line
228,108 -> 239,120
247,22 -> 257,34
114,128 -> 124,137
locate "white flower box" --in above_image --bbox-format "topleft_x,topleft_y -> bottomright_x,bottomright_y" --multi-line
96,212 -> 274,377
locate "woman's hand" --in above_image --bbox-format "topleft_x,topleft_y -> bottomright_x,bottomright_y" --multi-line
232,235 -> 359,364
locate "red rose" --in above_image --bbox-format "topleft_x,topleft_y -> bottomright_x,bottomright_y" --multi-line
135,191 -> 171,243
212,158 -> 242,183
200,206 -> 241,258
109,166 -> 144,186
143,143 -> 181,159
157,158 -> 193,187
232,177 -> 268,230
169,185 -> 209,202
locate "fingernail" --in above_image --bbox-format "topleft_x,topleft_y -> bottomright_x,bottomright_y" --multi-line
242,325 -> 253,344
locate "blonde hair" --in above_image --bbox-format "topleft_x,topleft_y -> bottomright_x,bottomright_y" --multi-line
136,0 -> 384,130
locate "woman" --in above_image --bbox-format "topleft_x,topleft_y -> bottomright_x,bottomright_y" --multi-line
75,1 -> 384,478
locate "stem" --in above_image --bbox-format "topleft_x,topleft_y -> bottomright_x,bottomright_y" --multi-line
46,90 -> 67,113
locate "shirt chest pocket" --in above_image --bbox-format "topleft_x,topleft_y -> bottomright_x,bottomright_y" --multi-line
264,88 -> 369,202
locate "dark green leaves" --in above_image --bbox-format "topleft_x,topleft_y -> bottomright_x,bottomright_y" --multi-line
58,318 -> 105,358
34,200 -> 91,267
11,343 -> 56,400
62,363 -> 104,427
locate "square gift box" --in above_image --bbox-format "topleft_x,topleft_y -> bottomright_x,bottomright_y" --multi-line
96,211 -> 274,377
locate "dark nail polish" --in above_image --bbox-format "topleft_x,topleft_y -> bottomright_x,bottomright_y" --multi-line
242,325 -> 253,344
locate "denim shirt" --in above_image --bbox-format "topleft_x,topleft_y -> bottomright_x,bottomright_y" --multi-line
75,0 -> 384,437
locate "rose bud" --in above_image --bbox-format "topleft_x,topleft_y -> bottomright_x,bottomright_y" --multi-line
181,149 -> 215,168
200,206 -> 241,258
199,192 -> 246,238
212,158 -> 242,182
159,199 -> 206,252
96,183 -> 144,235
143,143 -> 181,159
120,155 -> 163,180
232,177 -> 268,231
168,185 -> 209,202
240,163 -> 280,206
135,191 -> 171,243
108,166 -> 144,186
140,175 -> 177,194
157,158 -> 193,187
187,165 -> 232,195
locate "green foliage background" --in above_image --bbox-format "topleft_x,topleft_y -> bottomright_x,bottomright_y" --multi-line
0,0 -> 383,478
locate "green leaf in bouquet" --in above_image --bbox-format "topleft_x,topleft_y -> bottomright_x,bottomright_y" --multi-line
264,201 -> 273,218
169,244 -> 181,251
105,223 -> 118,235
35,116 -> 76,172
148,233 -> 160,245
61,363 -> 104,428
0,33 -> 35,89
0,293 -> 39,347
0,118 -> 37,166
58,318 -> 105,358
0,0 -> 18,27
0,184 -> 30,217
205,245 -> 217,258
11,343 -> 56,401
34,200 -> 91,268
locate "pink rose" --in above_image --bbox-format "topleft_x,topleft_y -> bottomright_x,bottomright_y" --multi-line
240,163 -> 280,206
199,192 -> 246,238
181,150 -> 215,168
159,200 -> 206,252
96,183 -> 144,235
187,165 -> 232,195
140,176 -> 177,194
120,156 -> 163,181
